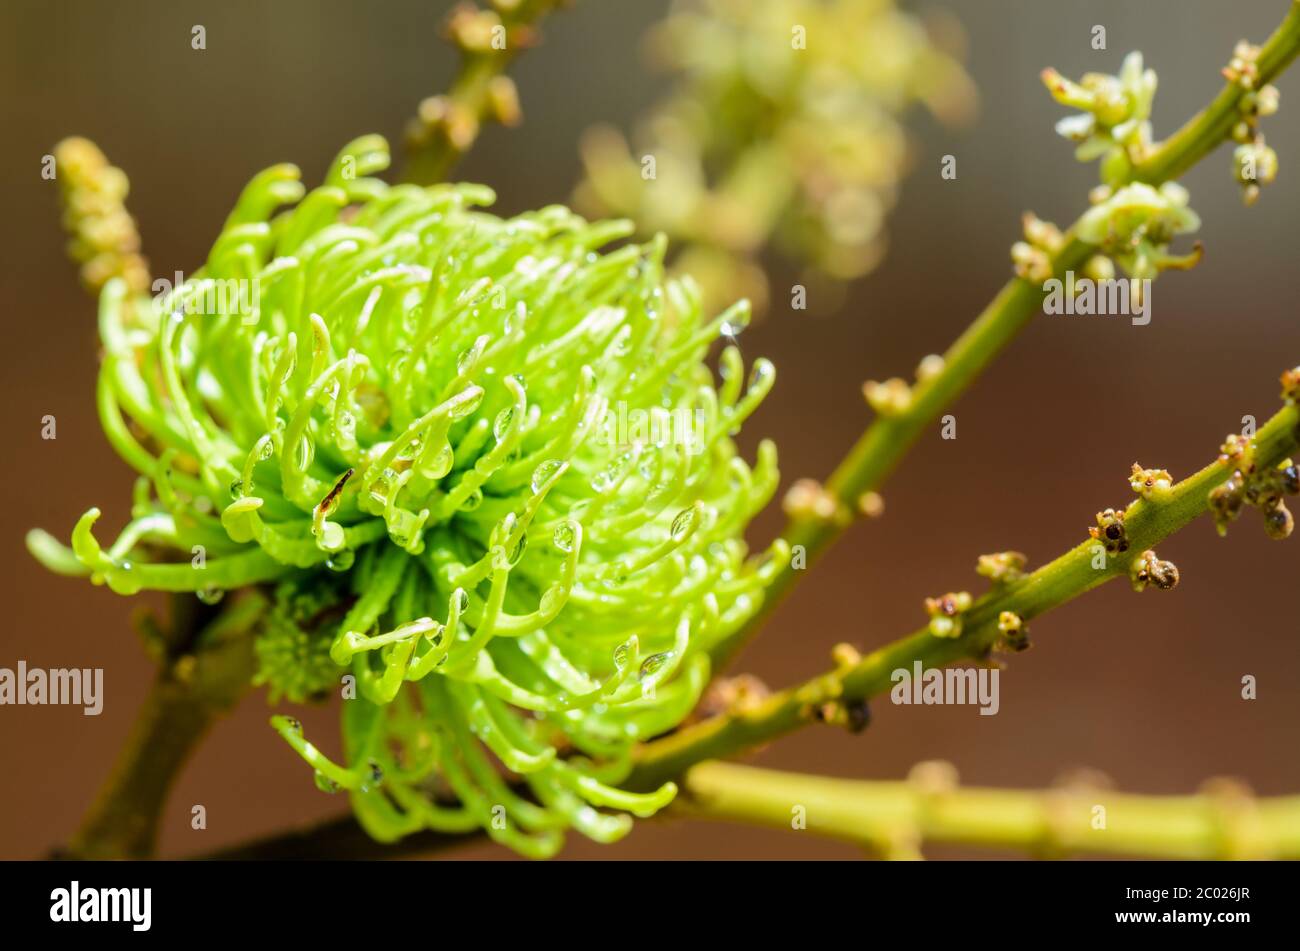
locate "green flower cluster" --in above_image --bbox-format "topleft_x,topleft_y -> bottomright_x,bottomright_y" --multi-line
1027,53 -> 1204,286
1075,182 -> 1201,281
29,136 -> 782,856
1043,51 -> 1157,185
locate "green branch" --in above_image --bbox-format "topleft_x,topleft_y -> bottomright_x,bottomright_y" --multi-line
402,0 -> 564,185
675,761 -> 1300,860
632,398 -> 1300,790
711,0 -> 1300,669
1132,0 -> 1300,184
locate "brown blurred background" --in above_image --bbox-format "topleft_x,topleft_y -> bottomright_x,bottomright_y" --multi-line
1,0 -> 1298,860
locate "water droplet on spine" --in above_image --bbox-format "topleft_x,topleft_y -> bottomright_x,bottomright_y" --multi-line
369,468 -> 397,505
457,337 -> 487,375
552,521 -> 577,553
197,587 -> 225,605
670,506 -> 696,540
326,550 -> 355,572
424,443 -> 454,480
449,389 -> 483,419
639,652 -> 672,680
612,642 -> 631,669
721,310 -> 750,338
493,407 -> 514,440
539,586 -> 566,614
531,459 -> 564,494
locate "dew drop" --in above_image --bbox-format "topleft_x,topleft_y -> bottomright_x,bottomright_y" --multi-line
457,336 -> 487,375
612,642 -> 631,669
196,586 -> 225,605
317,521 -> 346,551
424,443 -> 454,480
368,468 -> 397,505
453,589 -> 470,613
539,585 -> 566,615
591,465 -> 617,494
552,521 -> 577,553
450,388 -> 484,419
493,407 -> 514,440
313,770 -> 341,794
591,451 -> 634,494
459,487 -> 484,511
748,359 -> 774,391
639,652 -> 672,680
637,447 -> 660,480
229,479 -> 244,499
506,532 -> 528,567
387,348 -> 411,378
670,506 -> 697,540
326,549 -> 355,572
531,459 -> 564,494
721,310 -> 751,338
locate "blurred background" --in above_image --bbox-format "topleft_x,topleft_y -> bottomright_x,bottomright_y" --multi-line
0,0 -> 1297,860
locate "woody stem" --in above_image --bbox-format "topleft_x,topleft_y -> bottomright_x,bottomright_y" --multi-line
64,592 -> 264,859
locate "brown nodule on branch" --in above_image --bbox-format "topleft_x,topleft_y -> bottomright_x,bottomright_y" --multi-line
628,390 -> 1300,793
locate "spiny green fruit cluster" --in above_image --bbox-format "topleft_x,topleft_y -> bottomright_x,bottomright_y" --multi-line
29,136 -> 783,856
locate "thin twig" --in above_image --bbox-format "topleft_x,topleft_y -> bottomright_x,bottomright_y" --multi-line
710,0 -> 1300,670
631,400 -> 1300,789
402,0 -> 565,185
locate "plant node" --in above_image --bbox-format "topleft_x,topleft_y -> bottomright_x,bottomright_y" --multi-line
1130,549 -> 1180,592
862,377 -> 913,416
924,591 -> 972,638
783,478 -> 849,525
995,610 -> 1031,652
1089,508 -> 1129,555
976,551 -> 1027,584
1129,463 -> 1173,500
856,491 -> 885,519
